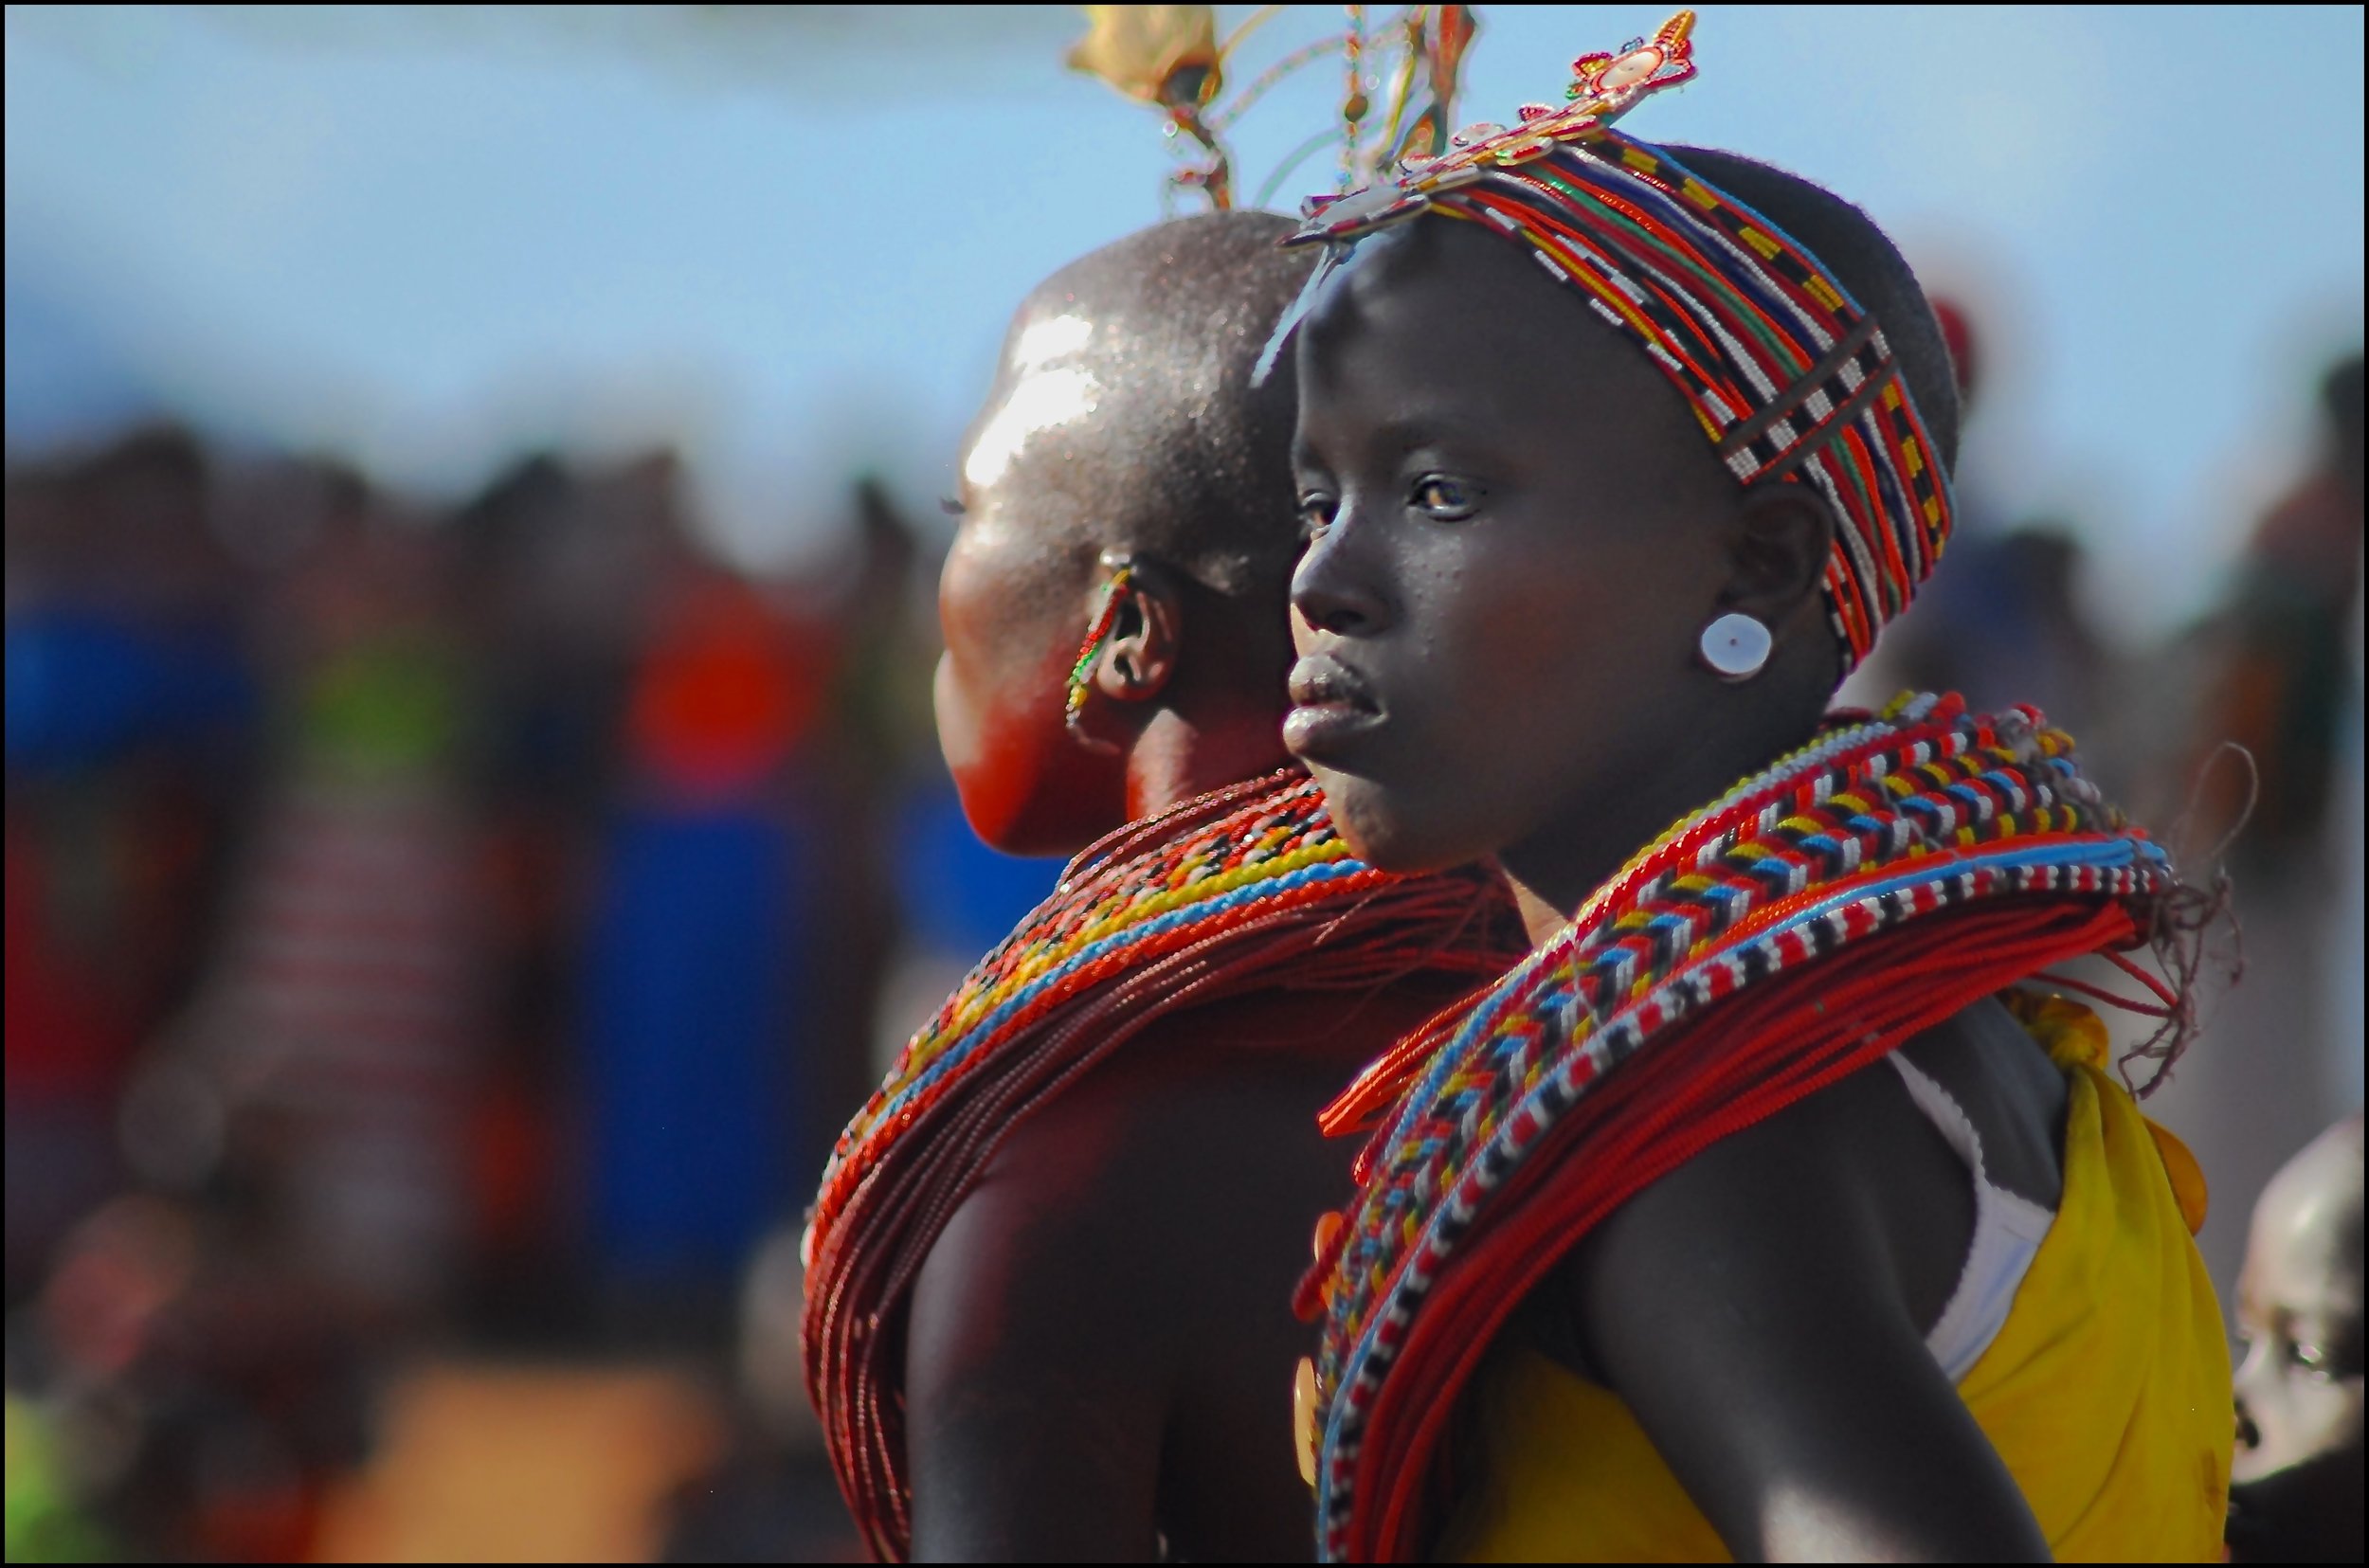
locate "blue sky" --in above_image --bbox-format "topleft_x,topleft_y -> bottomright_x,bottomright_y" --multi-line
7,5 -> 2362,633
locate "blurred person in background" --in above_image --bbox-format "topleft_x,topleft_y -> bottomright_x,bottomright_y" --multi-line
6,446 -> 397,1562
1851,298 -> 2117,780
27,1177 -> 371,1561
664,477 -> 950,1566
2141,351 -> 2366,1319
800,211 -> 1524,1561
2189,354 -> 2363,869
6,429 -> 258,1301
171,469 -> 483,1333
446,452 -> 629,1336
2228,1112 -> 2363,1563
1882,521 -> 2110,775
787,477 -> 941,1184
582,506 -> 829,1331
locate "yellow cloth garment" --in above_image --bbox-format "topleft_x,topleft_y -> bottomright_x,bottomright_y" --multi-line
1438,998 -> 2233,1563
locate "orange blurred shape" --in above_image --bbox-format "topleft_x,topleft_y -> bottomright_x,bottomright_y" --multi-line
309,1363 -> 725,1563
624,579 -> 831,800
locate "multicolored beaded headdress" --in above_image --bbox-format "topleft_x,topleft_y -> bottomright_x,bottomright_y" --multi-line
1267,9 -> 1955,671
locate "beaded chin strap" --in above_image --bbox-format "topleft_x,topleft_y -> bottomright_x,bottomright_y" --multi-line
1261,9 -> 1955,673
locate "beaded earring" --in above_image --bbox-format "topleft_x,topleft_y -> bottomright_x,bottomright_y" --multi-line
1698,611 -> 1772,680
1065,557 -> 1137,738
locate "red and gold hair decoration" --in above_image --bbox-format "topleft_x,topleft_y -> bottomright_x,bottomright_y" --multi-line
1070,5 -> 1480,213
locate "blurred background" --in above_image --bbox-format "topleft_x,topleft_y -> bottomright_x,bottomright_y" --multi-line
4,5 -> 2360,1560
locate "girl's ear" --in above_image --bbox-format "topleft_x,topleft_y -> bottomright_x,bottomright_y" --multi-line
1721,483 -> 1837,635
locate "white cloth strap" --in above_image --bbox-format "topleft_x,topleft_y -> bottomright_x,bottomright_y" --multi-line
1887,1053 -> 2058,1382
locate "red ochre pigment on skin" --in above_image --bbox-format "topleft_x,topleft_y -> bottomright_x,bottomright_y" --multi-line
934,638 -> 1122,856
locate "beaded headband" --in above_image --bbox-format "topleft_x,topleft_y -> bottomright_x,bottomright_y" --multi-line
1265,9 -> 1954,671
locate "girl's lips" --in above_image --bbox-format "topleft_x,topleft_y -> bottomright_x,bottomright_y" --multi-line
1285,653 -> 1384,759
1288,652 -> 1379,712
1284,699 -> 1383,758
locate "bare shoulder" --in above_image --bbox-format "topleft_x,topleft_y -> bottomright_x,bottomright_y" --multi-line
896,1006 -> 1244,1561
905,979 -> 1455,1560
1542,996 -> 2057,1560
1894,992 -> 2069,1209
1564,1044 -> 1931,1329
1565,989 -> 2065,1331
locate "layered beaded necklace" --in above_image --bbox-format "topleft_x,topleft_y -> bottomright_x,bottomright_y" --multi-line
802,767 -> 1519,1560
1302,693 -> 2187,1560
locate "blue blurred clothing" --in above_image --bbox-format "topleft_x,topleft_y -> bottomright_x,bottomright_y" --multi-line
894,783 -> 1063,960
584,803 -> 808,1279
5,609 -> 253,772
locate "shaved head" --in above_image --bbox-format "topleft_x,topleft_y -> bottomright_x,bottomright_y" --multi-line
2230,1113 -> 2364,1561
938,211 -> 1317,854
967,210 -> 1314,598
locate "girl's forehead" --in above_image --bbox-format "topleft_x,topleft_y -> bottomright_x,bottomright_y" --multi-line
1297,226 -> 1710,485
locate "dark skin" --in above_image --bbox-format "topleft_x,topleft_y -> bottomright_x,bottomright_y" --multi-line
1286,218 -> 2066,1560
934,302 -> 1293,856
912,281 -> 1467,1560
906,992 -> 1455,1560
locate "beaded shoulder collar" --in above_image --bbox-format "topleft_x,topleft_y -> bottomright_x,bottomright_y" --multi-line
1305,693 -> 2181,1559
809,769 -> 1404,1261
801,766 -> 1519,1559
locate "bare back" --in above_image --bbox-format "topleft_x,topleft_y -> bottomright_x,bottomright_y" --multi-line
905,979 -> 1471,1559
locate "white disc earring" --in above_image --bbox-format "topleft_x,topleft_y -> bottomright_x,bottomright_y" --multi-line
1699,612 -> 1773,680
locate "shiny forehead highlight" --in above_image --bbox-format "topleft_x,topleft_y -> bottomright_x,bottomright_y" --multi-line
983,211 -> 1316,596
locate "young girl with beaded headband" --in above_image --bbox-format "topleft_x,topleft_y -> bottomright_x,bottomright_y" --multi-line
1272,11 -> 2232,1560
799,209 -> 1523,1560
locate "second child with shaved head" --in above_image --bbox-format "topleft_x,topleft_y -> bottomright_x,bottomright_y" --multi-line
2229,1113 -> 2364,1563
799,212 -> 1522,1561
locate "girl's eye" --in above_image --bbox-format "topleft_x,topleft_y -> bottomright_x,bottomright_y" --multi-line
1297,493 -> 1338,540
1412,475 -> 1481,521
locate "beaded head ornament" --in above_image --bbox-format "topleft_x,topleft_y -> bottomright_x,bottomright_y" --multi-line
1070,5 -> 1480,213
1262,9 -> 1956,671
